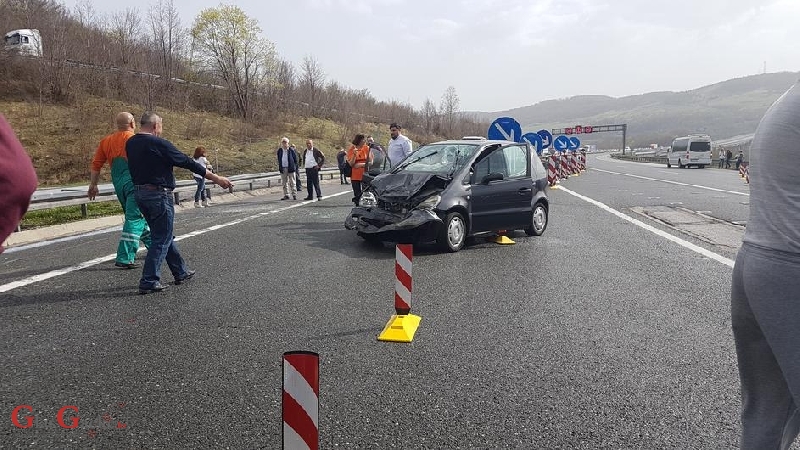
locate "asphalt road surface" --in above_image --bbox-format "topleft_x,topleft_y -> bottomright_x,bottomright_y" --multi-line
0,157 -> 779,448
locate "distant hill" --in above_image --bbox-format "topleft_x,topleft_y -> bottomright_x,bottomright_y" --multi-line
470,72 -> 799,148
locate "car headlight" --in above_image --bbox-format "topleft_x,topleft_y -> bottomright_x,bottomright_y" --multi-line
359,191 -> 377,208
416,195 -> 441,210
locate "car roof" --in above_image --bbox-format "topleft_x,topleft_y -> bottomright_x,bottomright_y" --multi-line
427,139 -> 520,146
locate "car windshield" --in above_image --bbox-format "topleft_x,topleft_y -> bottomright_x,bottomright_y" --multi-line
394,144 -> 479,175
689,142 -> 710,152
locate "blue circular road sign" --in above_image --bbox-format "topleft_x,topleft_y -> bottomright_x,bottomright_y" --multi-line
537,129 -> 553,149
487,117 -> 522,142
521,132 -> 544,154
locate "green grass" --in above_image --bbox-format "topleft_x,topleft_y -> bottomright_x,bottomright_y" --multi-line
21,201 -> 123,230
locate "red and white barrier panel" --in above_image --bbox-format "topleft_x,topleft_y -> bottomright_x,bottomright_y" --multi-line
395,243 -> 412,315
579,152 -> 586,171
547,154 -> 558,186
560,152 -> 570,179
570,152 -> 579,175
283,351 -> 320,450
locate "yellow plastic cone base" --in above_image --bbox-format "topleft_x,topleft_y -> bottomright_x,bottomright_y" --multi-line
549,185 -> 560,190
377,314 -> 421,343
494,235 -> 515,245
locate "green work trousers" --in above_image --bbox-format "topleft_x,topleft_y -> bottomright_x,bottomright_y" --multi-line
111,160 -> 151,263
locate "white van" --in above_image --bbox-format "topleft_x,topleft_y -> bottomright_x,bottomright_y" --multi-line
667,134 -> 712,169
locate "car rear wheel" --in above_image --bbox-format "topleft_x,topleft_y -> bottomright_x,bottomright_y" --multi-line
525,202 -> 548,236
438,212 -> 466,252
678,159 -> 684,168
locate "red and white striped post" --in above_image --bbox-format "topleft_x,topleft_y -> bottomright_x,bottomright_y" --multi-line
560,152 -> 570,179
394,244 -> 413,315
547,154 -> 558,186
282,351 -> 319,450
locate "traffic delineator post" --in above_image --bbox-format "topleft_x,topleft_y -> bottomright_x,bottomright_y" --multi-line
378,244 -> 421,343
282,351 -> 319,450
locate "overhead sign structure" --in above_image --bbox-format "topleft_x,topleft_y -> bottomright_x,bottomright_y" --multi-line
536,129 -> 553,149
551,123 -> 628,154
568,137 -> 581,150
553,135 -> 571,151
521,132 -> 544,154
487,117 -> 522,142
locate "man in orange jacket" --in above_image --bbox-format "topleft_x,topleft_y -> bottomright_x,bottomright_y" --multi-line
88,112 -> 151,269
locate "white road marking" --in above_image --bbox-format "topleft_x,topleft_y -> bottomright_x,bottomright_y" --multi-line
557,186 -> 735,268
0,191 -> 350,293
625,174 -> 656,181
662,180 -> 689,186
592,168 -> 621,175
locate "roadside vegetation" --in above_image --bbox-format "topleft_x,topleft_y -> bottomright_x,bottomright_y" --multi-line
1,0 -> 486,187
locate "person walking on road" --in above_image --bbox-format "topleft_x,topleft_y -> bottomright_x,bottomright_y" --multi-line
277,137 -> 298,200
386,123 -> 412,169
126,112 -> 232,294
192,146 -> 213,208
726,149 -> 733,169
731,81 -> 800,449
718,147 -> 726,168
301,139 -> 325,201
346,134 -> 372,206
736,151 -> 744,170
336,146 -> 350,185
88,112 -> 151,269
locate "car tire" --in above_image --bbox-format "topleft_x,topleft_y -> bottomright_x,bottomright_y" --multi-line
678,159 -> 684,168
525,202 -> 548,236
437,212 -> 467,253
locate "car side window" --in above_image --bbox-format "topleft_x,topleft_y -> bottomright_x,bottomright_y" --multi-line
503,145 -> 528,178
472,149 -> 508,182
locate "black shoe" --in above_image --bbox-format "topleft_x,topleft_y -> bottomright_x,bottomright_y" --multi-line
115,261 -> 139,269
317,197 -> 322,201
175,270 -> 196,285
138,282 -> 168,294
293,195 -> 297,200
303,196 -> 313,200
281,196 -> 289,200
345,181 -> 350,185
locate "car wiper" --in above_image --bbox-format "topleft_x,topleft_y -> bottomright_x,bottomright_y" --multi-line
448,151 -> 462,177
395,153 -> 431,170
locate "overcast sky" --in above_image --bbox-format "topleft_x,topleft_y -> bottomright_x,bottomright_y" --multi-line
59,0 -> 800,112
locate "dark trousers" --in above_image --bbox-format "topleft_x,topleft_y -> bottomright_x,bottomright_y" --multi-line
134,189 -> 190,289
305,168 -> 321,198
732,243 -> 800,449
351,180 -> 362,205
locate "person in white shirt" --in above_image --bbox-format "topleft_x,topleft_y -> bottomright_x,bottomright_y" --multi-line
192,146 -> 212,207
301,139 -> 325,201
387,123 -> 412,168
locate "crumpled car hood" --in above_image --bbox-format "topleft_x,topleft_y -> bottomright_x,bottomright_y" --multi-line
369,172 -> 450,201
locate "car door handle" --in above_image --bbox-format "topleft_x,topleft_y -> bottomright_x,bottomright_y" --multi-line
518,188 -> 532,194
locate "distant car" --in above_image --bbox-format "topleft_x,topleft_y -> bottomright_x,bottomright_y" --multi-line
344,139 -> 549,252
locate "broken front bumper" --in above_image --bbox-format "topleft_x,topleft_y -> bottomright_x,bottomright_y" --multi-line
344,207 -> 443,243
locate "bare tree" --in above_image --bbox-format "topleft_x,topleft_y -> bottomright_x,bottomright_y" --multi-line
298,55 -> 325,114
148,0 -> 183,83
440,86 -> 460,137
422,97 -> 438,133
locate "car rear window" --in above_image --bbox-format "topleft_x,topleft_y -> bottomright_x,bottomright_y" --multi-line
690,142 -> 710,152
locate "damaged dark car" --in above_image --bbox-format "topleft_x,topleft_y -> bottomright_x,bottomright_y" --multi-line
344,138 -> 549,252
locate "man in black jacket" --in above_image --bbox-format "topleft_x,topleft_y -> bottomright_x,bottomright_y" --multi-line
301,139 -> 326,201
277,137 -> 298,200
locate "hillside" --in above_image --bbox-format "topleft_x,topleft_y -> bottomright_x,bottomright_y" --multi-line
471,72 -> 799,148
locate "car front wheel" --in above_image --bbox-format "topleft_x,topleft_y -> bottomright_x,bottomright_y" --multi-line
525,202 -> 548,236
438,212 -> 466,252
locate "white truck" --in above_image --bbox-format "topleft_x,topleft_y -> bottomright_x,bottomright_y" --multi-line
4,29 -> 42,57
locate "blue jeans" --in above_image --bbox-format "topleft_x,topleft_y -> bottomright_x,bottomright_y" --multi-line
134,189 -> 190,289
194,177 -> 206,202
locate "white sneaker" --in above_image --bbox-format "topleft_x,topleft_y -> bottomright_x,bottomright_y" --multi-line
194,201 -> 203,208
202,200 -> 211,207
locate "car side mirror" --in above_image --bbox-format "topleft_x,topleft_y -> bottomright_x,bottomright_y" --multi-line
481,172 -> 504,184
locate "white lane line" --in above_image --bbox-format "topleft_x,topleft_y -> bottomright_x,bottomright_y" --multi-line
592,168 -> 621,175
625,174 -> 657,181
0,191 -> 350,293
661,180 -> 689,186
3,226 -> 121,254
558,186 -> 735,268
